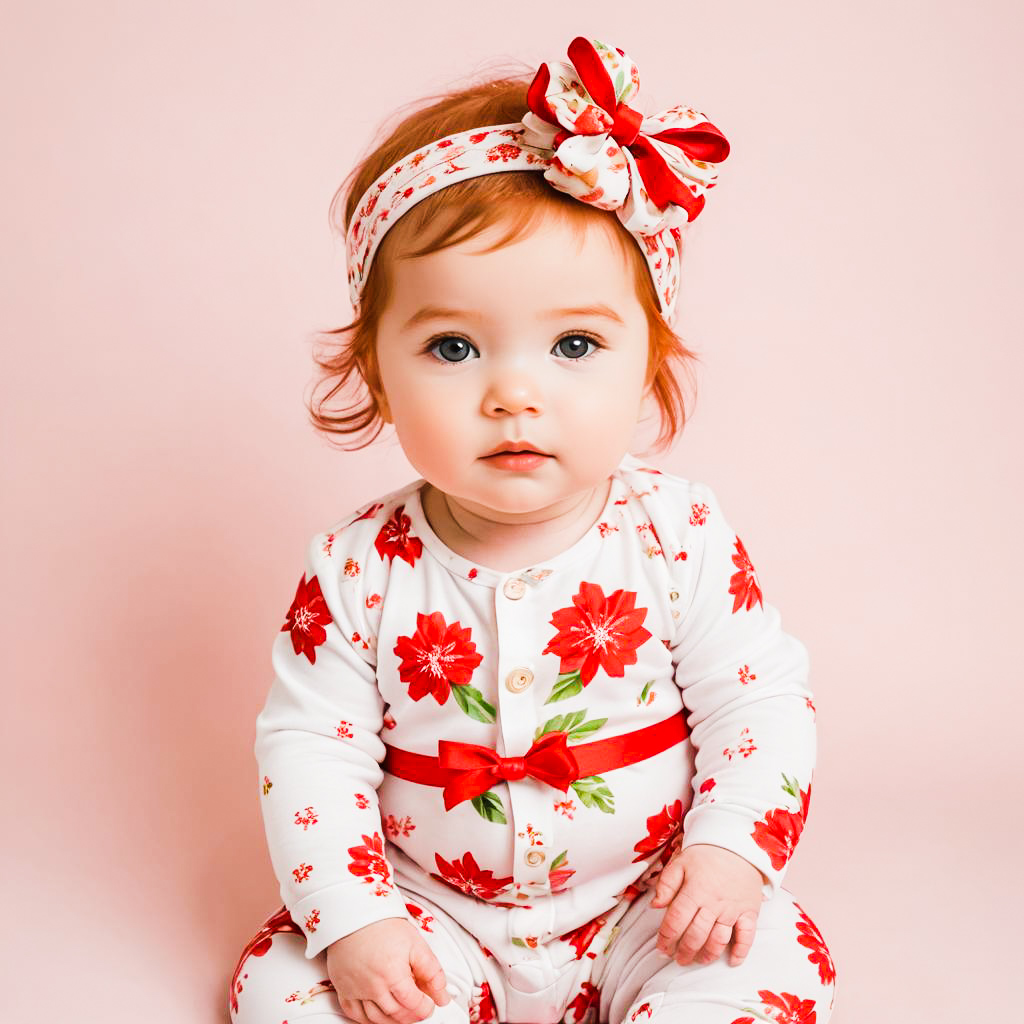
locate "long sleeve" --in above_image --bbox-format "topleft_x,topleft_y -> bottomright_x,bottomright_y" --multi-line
670,482 -> 816,899
254,529 -> 408,958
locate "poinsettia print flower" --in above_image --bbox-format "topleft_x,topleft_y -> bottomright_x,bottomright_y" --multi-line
393,611 -> 484,704
752,777 -> 812,870
374,504 -> 423,567
281,573 -> 333,664
347,832 -> 392,890
794,901 -> 836,986
729,536 -> 764,613
543,581 -> 652,685
632,799 -> 683,863
730,990 -> 817,1024
431,851 -> 514,902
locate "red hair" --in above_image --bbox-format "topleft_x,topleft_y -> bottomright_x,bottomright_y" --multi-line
309,70 -> 701,454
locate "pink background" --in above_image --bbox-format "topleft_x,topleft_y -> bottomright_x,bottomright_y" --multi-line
3,2 -> 1019,1020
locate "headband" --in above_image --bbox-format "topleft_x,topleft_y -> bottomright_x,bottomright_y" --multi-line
345,35 -> 730,326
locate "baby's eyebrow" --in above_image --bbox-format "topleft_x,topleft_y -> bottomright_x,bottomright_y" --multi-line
402,303 -> 625,330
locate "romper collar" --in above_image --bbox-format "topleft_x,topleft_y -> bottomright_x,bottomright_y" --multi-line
402,462 -> 629,589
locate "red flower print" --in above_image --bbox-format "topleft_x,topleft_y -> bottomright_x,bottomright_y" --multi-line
542,582 -> 652,686
632,799 -> 683,863
751,778 -> 812,870
385,814 -> 415,839
229,905 -> 303,1013
405,902 -> 434,933
743,990 -> 817,1023
294,806 -> 318,830
469,981 -> 497,1024
549,850 -> 575,893
352,501 -> 384,523
558,913 -> 606,960
281,573 -> 333,664
729,536 -> 764,613
304,908 -> 320,933
566,981 -> 600,1024
292,862 -> 313,884
689,501 -> 710,526
347,832 -> 392,891
699,777 -> 716,793
431,851 -> 513,902
393,611 -> 484,704
374,504 -> 423,567
354,792 -> 370,809
630,1001 -> 652,1020
793,901 -> 836,986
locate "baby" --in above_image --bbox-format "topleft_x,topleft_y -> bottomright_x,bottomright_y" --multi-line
228,34 -> 837,1024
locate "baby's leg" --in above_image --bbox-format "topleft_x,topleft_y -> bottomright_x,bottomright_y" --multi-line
228,902 -> 475,1024
592,887 -> 837,1024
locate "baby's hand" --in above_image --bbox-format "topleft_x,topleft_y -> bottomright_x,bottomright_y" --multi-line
326,918 -> 451,1024
649,843 -> 766,968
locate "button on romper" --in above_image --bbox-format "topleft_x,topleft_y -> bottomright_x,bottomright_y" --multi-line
229,453 -> 838,1024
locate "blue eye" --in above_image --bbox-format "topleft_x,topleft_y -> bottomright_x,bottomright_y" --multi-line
555,334 -> 602,360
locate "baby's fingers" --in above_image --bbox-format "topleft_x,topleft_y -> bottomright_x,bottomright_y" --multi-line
391,977 -> 438,1022
650,856 -> 685,908
655,890 -> 699,955
728,910 -> 759,966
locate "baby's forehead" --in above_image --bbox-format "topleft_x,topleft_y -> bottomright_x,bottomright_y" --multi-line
386,215 -> 637,311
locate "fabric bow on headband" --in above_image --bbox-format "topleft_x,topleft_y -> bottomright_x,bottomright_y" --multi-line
345,36 -> 730,324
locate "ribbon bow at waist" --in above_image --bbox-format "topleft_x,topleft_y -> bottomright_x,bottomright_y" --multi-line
382,711 -> 689,810
437,732 -> 577,810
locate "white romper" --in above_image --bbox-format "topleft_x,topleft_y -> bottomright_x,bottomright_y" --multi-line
229,452 -> 837,1024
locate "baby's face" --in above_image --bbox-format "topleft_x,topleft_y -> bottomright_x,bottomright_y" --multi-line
374,213 -> 651,521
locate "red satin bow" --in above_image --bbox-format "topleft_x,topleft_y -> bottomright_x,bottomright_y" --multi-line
525,35 -> 730,223
438,732 -> 579,810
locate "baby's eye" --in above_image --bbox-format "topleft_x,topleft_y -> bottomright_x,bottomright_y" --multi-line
426,336 -> 478,363
554,333 -> 602,360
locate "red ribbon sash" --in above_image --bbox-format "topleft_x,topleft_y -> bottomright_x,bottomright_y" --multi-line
383,710 -> 689,810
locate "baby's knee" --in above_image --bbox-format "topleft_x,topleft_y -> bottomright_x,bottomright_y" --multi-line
229,914 -> 340,1023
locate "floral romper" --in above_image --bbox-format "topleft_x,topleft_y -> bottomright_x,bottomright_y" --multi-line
228,452 -> 838,1024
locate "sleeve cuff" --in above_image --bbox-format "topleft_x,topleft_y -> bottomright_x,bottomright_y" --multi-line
289,883 -> 412,959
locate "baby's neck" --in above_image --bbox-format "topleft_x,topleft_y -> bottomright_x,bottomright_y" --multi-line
421,478 -> 612,573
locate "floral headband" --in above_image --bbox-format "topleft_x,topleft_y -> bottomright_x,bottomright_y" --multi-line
345,35 -> 730,326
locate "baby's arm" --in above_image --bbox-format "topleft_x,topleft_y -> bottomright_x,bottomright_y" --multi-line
659,482 -> 817,960
254,529 -> 409,955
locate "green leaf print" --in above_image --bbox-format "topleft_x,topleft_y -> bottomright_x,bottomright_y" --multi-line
452,684 -> 496,723
566,717 -> 607,741
534,710 -> 607,743
534,710 -> 585,741
614,68 -> 626,98
638,680 -> 654,703
470,789 -> 507,824
545,670 -> 583,705
550,849 -> 568,871
571,775 -> 615,814
780,772 -> 801,802
511,937 -> 529,948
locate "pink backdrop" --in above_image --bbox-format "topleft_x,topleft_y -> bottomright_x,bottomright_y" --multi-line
3,2 -> 1019,1020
